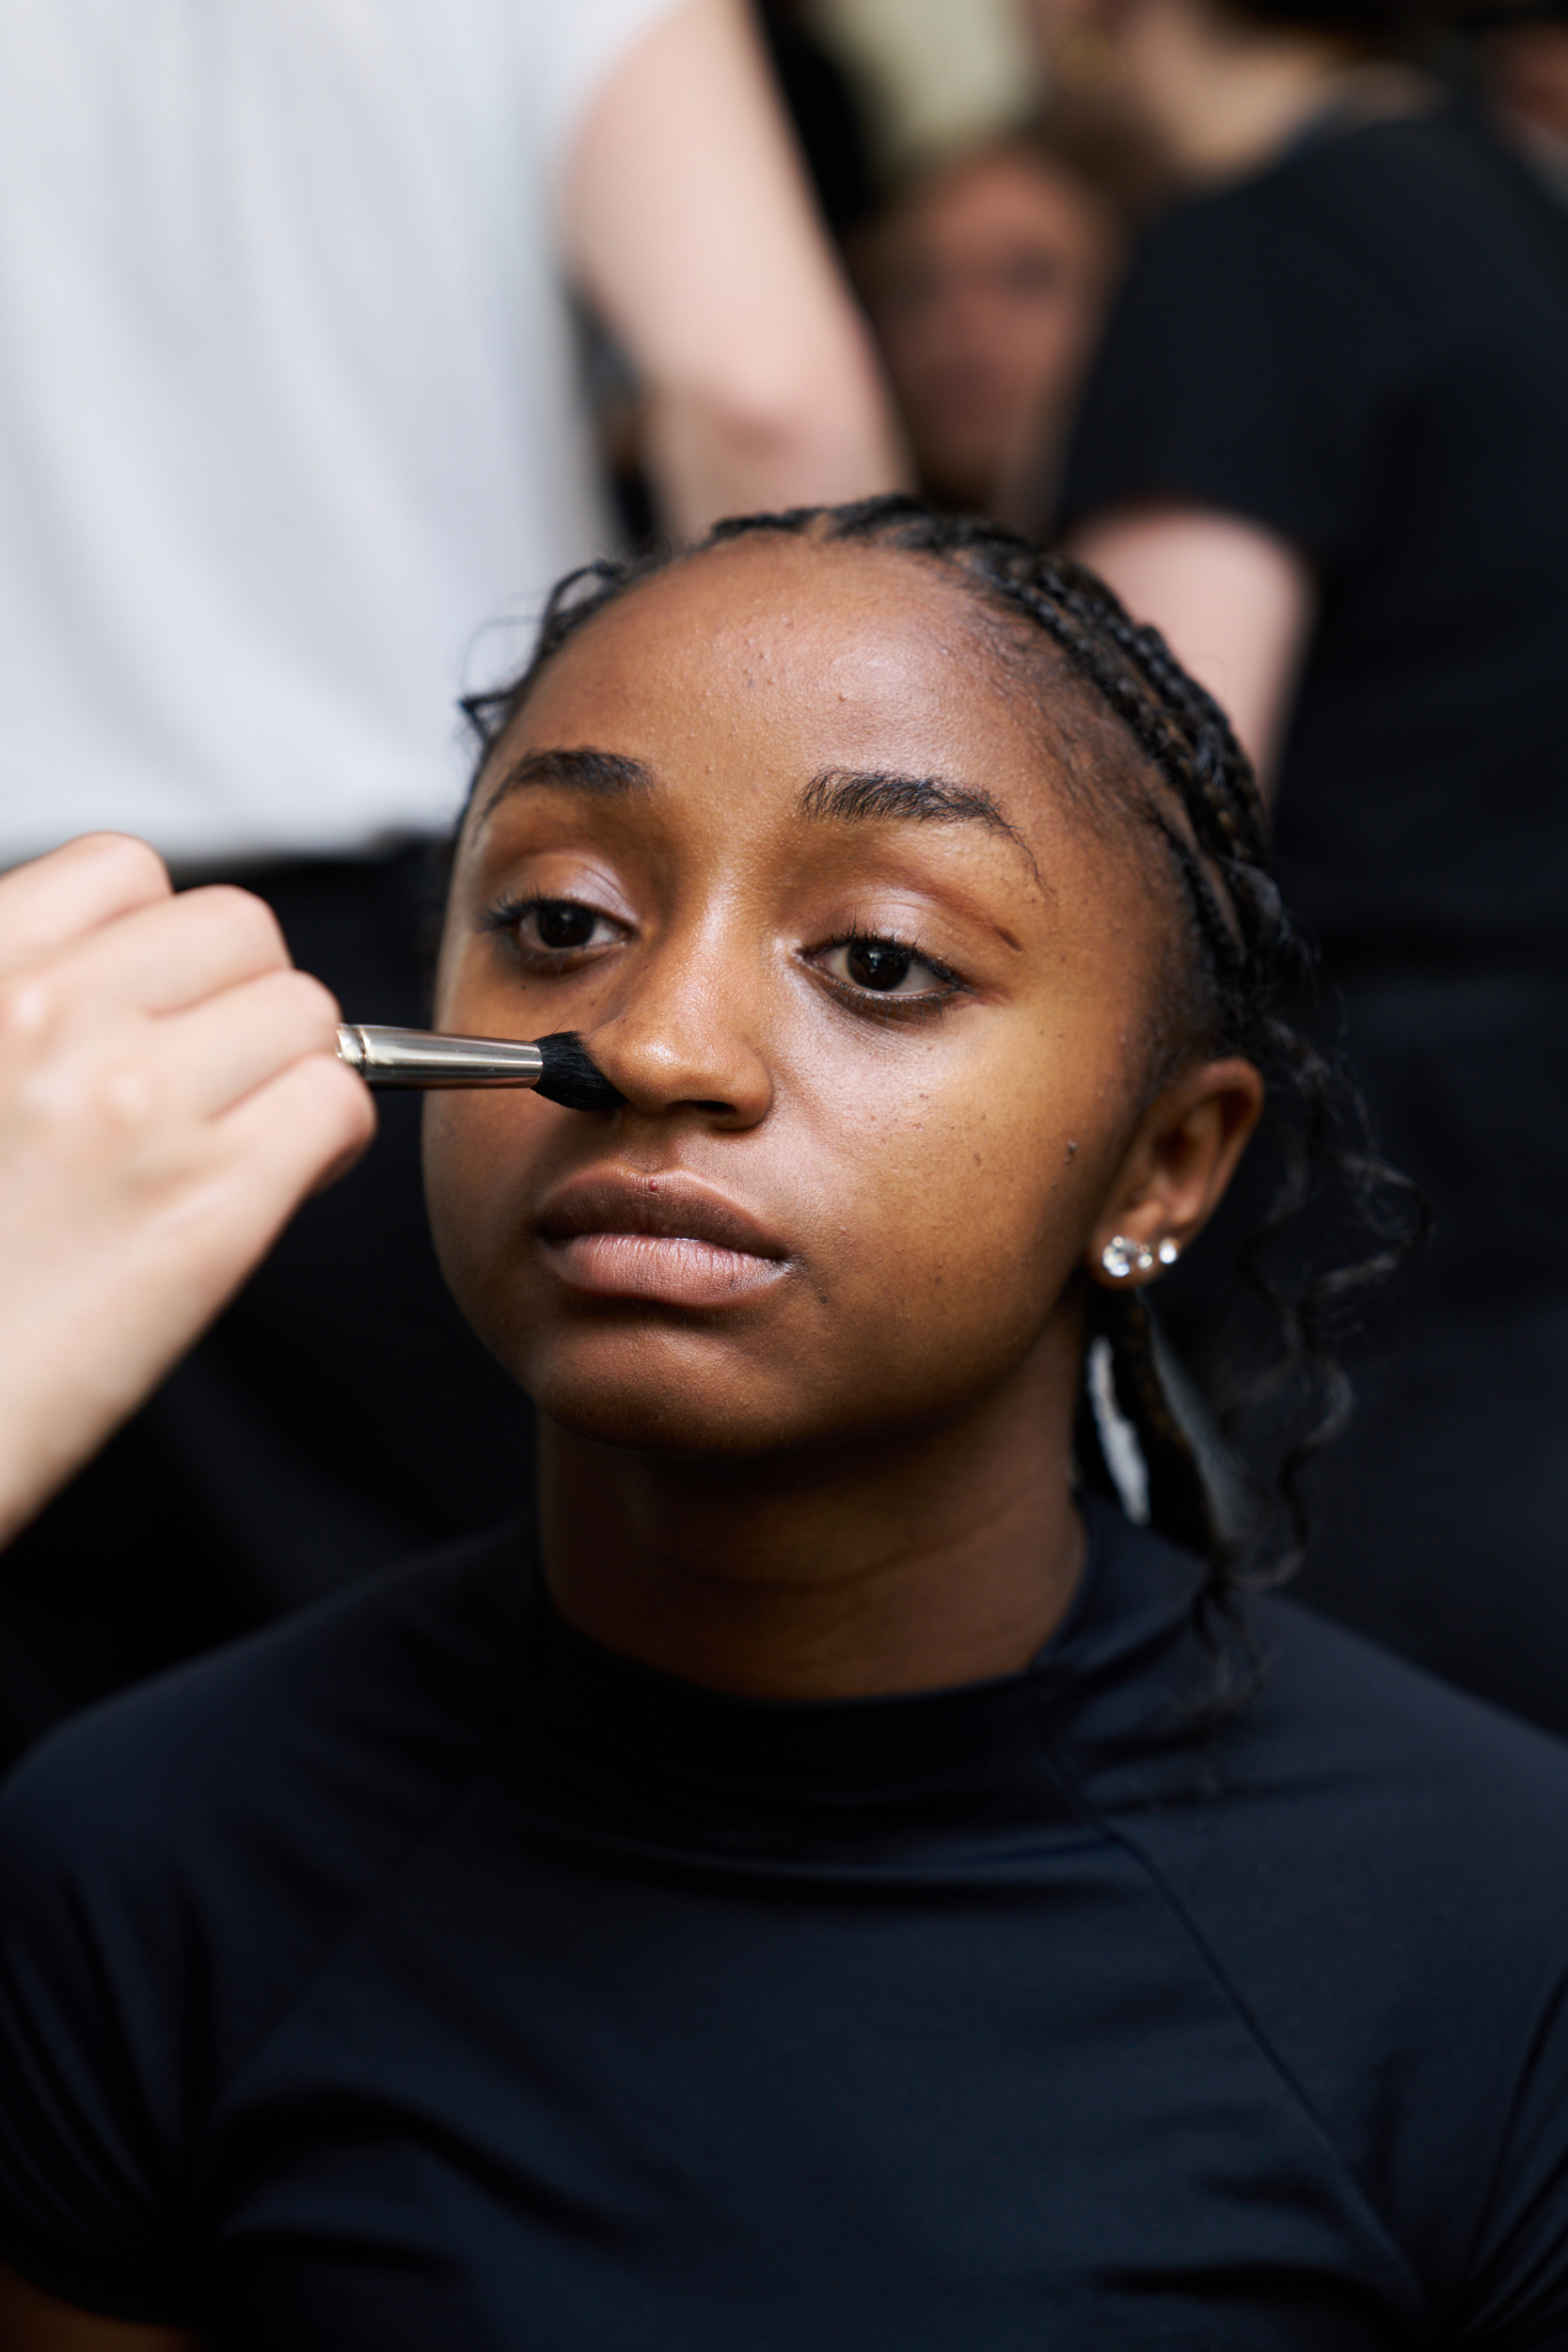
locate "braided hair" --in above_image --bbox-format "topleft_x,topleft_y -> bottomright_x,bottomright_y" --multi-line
461,496 -> 1416,1645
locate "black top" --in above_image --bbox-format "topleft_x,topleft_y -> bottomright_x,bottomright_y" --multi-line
1057,106 -> 1568,964
6,1504 -> 1568,2345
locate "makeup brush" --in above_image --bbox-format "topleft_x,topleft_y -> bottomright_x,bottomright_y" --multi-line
336,1025 -> 624,1112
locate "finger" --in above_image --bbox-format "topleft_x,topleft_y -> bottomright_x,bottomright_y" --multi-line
210,1048 -> 378,1242
153,965 -> 349,1120
0,834 -> 172,976
31,880 -> 293,1022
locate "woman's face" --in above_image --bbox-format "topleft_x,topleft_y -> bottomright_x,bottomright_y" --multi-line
866,151 -> 1118,515
427,537 -> 1174,1461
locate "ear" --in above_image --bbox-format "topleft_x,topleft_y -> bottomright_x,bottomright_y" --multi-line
1085,1057 -> 1263,1290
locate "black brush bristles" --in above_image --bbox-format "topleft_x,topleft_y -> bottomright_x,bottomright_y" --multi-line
533,1031 -> 626,1113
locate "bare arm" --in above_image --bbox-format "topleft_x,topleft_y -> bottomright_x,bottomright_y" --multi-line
0,2263 -> 193,2352
563,0 -> 905,537
1068,504 -> 1316,790
0,834 -> 374,1550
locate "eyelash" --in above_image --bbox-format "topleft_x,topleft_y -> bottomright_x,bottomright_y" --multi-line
479,895 -> 967,1018
814,925 -> 967,1020
479,893 -> 626,969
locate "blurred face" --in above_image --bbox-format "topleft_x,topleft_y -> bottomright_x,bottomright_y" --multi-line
868,151 -> 1118,513
426,536 -> 1171,1463
1489,24 -> 1568,139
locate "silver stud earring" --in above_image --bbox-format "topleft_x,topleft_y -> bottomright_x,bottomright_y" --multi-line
1101,1234 -> 1179,1280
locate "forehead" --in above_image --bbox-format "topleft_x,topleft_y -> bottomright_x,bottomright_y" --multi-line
499,537 -> 1070,820
904,153 -> 1100,247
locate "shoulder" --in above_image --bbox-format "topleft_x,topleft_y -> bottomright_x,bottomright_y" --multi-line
1057,128 -> 1430,544
1066,1505 -> 1568,2084
1102,109 -> 1518,377
1254,1580 -> 1568,1779
0,1519 -> 533,2318
5,1515 -> 526,1832
0,1518 -> 533,2088
1237,1591 -> 1568,1992
1059,106 -> 1568,549
1101,175 -> 1339,374
1243,1586 -> 1568,1879
1061,1513 -> 1568,2316
1072,1537 -> 1568,2313
1084,1545 -> 1568,1947
1149,110 -> 1485,251
1133,108 -> 1560,328
522,0 -> 695,169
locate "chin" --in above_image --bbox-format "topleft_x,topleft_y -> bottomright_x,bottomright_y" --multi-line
532,1376 -> 815,1462
492,1323 -> 826,1461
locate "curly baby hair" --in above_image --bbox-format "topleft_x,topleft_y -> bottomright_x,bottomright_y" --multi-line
460,496 -> 1418,1642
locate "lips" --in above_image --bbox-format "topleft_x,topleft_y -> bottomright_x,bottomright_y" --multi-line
534,1169 -> 791,1307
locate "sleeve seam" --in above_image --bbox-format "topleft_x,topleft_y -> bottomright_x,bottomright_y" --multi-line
1033,1699 -> 1433,2318
187,1743 -> 503,2191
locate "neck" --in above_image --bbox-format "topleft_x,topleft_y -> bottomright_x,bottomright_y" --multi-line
537,1345 -> 1085,1702
1120,0 -> 1424,184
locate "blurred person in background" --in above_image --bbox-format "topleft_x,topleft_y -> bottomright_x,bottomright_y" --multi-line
0,0 -> 901,1765
857,103 -> 1157,525
598,0 -> 881,543
1039,0 -> 1568,1733
1481,0 -> 1568,200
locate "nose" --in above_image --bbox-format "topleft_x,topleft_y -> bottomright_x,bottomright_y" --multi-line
584,914 -> 774,1131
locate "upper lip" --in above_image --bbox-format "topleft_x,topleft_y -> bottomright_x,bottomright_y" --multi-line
534,1168 -> 790,1261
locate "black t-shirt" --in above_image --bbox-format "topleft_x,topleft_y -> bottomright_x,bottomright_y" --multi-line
5,1502 -> 1568,2345
1057,106 -> 1568,964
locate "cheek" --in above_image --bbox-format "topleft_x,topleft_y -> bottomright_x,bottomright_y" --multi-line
420,1091 -> 541,1342
797,1050 -> 1116,1372
419,946 -> 1144,1450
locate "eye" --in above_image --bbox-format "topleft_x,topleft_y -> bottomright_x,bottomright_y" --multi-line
813,930 -> 963,1006
482,894 -> 626,964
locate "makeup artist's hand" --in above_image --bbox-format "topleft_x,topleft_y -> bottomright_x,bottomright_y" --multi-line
0,834 -> 374,1549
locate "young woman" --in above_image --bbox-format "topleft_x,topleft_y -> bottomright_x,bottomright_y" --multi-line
4,501 -> 1568,2349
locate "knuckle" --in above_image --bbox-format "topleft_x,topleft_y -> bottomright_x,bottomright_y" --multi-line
278,967 -> 342,1037
97,1059 -> 159,1134
330,1048 -> 377,1122
12,1047 -> 166,1166
82,832 -> 171,897
314,1052 -> 378,1146
200,884 -> 290,966
0,968 -> 59,1049
236,1053 -> 375,1189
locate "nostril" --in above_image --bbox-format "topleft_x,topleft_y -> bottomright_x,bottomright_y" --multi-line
573,1014 -> 769,1123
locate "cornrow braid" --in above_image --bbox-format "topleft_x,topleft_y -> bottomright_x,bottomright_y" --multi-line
460,496 -> 1418,1641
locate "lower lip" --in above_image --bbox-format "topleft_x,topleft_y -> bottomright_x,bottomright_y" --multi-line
542,1232 -> 788,1307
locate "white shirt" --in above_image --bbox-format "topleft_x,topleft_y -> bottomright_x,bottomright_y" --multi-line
0,0 -> 679,866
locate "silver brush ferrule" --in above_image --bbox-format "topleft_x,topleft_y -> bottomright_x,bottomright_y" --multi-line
335,1025 -> 546,1089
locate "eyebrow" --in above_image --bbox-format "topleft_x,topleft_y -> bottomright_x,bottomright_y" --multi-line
475,746 -> 654,829
475,747 -> 1038,882
799,769 -> 1037,875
